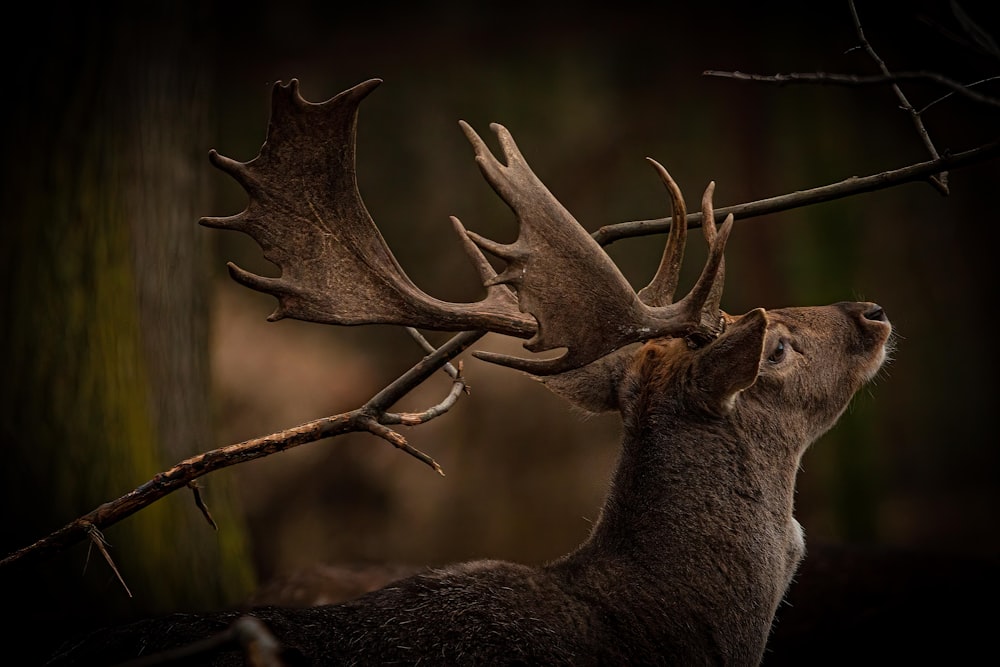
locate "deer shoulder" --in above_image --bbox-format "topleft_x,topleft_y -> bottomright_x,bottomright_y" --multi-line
48,79 -> 893,667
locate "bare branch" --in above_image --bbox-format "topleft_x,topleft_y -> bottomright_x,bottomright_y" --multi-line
406,327 -> 461,379
384,361 -> 469,426
356,416 -> 444,475
593,140 -> 1000,246
365,330 -> 487,413
919,75 -> 1000,113
0,339 -> 486,573
702,69 -> 1000,110
0,410 -> 346,571
848,0 -> 947,192
704,2 -> 1000,197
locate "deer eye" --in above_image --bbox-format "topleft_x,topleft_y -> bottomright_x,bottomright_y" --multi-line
768,339 -> 788,364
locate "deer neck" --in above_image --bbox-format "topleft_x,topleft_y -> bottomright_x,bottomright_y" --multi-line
554,387 -> 807,656
588,410 -> 802,561
572,339 -> 808,571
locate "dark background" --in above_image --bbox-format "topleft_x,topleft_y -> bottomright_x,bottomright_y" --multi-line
2,0 -> 998,660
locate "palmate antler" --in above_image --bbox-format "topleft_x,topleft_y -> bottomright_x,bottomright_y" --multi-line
202,78 -> 732,374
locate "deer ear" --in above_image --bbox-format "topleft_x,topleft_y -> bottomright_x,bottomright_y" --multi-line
695,308 -> 768,414
536,346 -> 636,413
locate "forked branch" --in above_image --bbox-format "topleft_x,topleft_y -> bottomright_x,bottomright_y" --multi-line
704,0 -> 999,197
0,329 -> 484,572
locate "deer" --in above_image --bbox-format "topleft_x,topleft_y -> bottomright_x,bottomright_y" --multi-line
48,78 -> 893,666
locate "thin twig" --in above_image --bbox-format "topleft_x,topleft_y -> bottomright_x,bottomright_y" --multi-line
406,327 -> 460,379
188,481 -> 218,530
848,0 -> 947,192
362,329 -> 486,414
355,416 -> 444,475
384,361 -> 468,426
918,75 -> 1000,113
84,523 -> 132,598
702,70 -> 1000,109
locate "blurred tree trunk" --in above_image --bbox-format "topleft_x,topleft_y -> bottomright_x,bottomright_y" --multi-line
0,3 -> 255,657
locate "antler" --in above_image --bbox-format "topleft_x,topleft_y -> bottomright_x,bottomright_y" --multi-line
202,79 -> 731,374
462,123 -> 731,372
201,79 -> 533,338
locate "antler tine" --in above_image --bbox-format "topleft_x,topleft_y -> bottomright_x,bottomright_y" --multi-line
701,181 -> 717,246
637,158 -> 687,307
698,182 -> 728,336
449,215 -> 520,307
202,150 -> 257,205
634,165 -> 729,340
662,212 -> 732,342
633,167 -> 729,342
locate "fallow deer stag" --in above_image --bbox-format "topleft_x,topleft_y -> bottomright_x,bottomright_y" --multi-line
49,79 -> 893,666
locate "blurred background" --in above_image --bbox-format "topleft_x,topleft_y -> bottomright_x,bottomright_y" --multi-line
2,0 -> 997,659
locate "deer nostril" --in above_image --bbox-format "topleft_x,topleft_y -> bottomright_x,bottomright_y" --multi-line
864,305 -> 886,322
